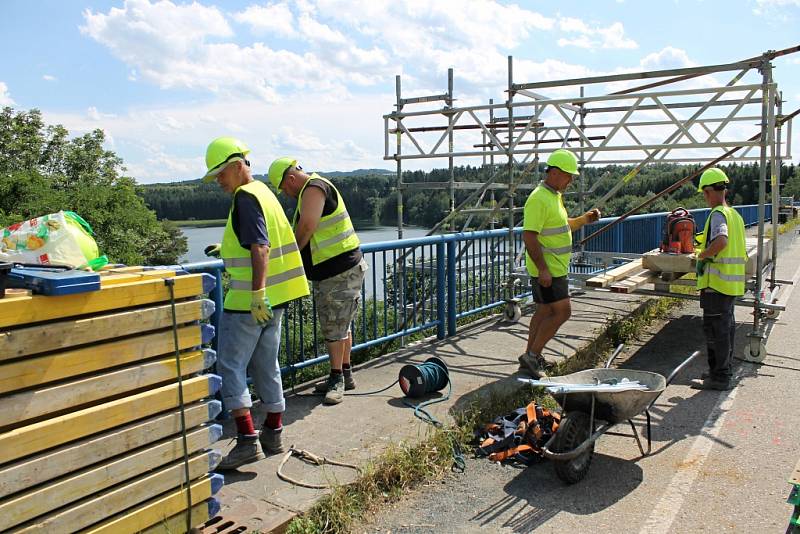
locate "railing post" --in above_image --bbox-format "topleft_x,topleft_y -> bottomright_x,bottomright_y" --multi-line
447,239 -> 457,336
436,241 -> 446,339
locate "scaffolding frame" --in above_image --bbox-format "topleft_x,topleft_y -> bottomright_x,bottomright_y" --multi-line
383,47 -> 798,361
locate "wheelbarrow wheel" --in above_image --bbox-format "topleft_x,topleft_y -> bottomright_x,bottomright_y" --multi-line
552,411 -> 594,484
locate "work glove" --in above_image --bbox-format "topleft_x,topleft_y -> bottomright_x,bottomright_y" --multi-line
204,243 -> 221,258
250,288 -> 273,325
695,258 -> 709,278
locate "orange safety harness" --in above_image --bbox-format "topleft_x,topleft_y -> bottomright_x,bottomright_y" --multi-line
476,401 -> 561,465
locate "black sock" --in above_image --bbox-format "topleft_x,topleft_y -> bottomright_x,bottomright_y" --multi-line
331,368 -> 343,376
342,363 -> 351,371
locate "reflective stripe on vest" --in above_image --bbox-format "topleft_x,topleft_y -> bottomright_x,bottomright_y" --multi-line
524,184 -> 572,278
696,205 -> 746,296
293,174 -> 360,265
221,180 -> 309,310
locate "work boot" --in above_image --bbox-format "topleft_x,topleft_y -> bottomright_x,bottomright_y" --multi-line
691,377 -> 732,391
323,374 -> 345,405
314,370 -> 356,393
259,426 -> 284,455
518,352 -> 552,379
343,367 -> 356,390
217,434 -> 264,470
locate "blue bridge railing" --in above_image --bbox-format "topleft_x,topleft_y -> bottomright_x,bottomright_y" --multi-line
184,203 -> 771,382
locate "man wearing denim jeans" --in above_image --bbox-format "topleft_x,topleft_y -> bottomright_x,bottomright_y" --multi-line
202,137 -> 309,470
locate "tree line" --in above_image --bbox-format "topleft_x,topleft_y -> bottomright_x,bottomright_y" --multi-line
140,160 -> 798,229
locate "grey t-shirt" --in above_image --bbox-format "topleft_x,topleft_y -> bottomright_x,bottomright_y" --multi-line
708,211 -> 728,243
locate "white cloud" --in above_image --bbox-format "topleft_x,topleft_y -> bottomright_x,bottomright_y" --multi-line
42,74 -> 57,82
640,46 -> 695,70
557,19 -> 637,50
753,0 -> 800,16
233,3 -> 295,37
87,106 -> 117,121
0,82 -> 13,106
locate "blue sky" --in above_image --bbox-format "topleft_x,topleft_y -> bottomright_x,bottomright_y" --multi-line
1,0 -> 799,184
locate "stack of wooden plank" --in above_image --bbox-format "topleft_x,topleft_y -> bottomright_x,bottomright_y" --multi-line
0,270 -> 223,533
585,258 -> 661,294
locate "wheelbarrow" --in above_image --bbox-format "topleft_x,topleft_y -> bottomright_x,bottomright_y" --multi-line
537,349 -> 701,484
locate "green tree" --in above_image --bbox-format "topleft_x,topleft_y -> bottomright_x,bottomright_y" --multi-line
0,107 -> 187,264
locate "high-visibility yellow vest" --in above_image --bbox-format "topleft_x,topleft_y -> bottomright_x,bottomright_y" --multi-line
292,174 -> 360,265
221,180 -> 309,310
524,184 -> 572,277
697,205 -> 746,296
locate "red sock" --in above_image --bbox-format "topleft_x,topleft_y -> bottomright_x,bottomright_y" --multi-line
265,412 -> 283,430
235,413 -> 256,436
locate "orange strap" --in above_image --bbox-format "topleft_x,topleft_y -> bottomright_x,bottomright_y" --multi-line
489,444 -> 533,462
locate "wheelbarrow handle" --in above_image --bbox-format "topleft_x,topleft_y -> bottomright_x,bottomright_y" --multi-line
604,343 -> 625,369
665,350 -> 702,386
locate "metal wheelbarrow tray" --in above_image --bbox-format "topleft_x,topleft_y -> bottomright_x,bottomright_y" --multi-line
538,349 -> 700,484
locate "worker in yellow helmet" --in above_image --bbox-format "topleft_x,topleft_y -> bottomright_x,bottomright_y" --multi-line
520,149 -> 601,378
692,167 -> 746,391
268,157 -> 367,405
202,137 -> 309,469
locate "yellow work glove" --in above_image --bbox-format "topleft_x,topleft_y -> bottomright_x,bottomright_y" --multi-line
250,288 -> 273,325
204,243 -> 221,258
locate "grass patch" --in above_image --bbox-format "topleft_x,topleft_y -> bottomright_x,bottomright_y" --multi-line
765,216 -> 799,238
285,295 -> 685,534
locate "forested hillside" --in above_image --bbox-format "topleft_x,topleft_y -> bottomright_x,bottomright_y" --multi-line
139,162 -> 799,229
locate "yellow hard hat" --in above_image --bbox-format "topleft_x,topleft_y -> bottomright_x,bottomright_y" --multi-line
268,157 -> 298,192
697,168 -> 729,192
202,137 -> 250,182
546,149 -> 579,175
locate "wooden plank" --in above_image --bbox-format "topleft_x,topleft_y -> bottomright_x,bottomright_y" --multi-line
0,299 -> 214,361
610,271 -> 661,293
0,374 -> 220,465
0,401 -> 221,500
585,258 -> 644,288
0,425 -> 222,530
0,324 -> 208,395
136,499 -> 217,534
83,478 -> 221,534
0,273 -> 214,329
0,350 -> 216,429
14,452 -> 218,533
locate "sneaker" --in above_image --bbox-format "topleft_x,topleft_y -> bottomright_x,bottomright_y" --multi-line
518,352 -> 551,379
314,370 -> 356,393
323,374 -> 345,405
691,378 -> 732,391
217,434 -> 264,470
259,426 -> 285,455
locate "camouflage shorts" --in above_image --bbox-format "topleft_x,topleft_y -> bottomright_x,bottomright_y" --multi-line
314,258 -> 368,341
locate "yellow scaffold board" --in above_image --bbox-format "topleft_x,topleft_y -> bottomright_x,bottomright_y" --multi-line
84,478 -> 214,534
0,374 -> 217,465
0,273 -> 210,329
137,501 -> 212,534
585,258 -> 644,288
0,350 -> 210,429
0,426 -> 217,531
0,299 -> 212,361
0,324 -> 202,395
0,401 -> 218,500
13,452 -> 213,533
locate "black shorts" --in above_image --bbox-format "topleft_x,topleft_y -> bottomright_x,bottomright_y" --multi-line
531,276 -> 570,304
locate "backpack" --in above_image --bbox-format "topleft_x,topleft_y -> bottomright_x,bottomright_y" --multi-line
660,207 -> 696,254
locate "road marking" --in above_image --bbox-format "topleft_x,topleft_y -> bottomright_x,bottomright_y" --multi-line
639,380 -> 741,534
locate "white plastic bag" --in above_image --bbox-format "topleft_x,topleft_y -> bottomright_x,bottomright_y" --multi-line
0,211 -> 99,268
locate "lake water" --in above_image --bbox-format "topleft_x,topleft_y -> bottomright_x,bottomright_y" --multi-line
179,225 -> 431,264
